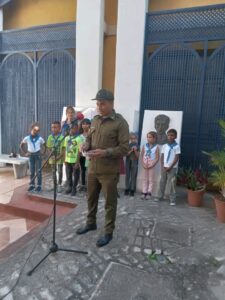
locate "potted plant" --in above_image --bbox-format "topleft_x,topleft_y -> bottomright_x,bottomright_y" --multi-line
177,167 -> 208,207
204,120 -> 225,222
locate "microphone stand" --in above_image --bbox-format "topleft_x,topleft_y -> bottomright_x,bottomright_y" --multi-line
27,135 -> 88,276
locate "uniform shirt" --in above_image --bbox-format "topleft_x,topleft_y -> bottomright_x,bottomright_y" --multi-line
143,143 -> 158,161
22,135 -> 45,153
46,134 -> 64,164
162,142 -> 181,168
64,135 -> 82,163
86,110 -> 129,174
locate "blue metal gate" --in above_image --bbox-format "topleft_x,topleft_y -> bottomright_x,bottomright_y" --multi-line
141,4 -> 225,168
0,23 -> 76,154
37,50 -> 75,140
0,53 -> 35,154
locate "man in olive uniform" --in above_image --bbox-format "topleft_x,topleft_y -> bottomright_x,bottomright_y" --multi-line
76,89 -> 129,247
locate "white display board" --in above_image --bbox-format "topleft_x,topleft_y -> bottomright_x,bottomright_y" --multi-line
136,110 -> 183,195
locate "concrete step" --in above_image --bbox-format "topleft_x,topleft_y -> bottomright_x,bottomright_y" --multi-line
0,185 -> 76,222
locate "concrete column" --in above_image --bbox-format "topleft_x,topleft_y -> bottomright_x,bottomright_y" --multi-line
114,0 -> 148,131
76,0 -> 105,107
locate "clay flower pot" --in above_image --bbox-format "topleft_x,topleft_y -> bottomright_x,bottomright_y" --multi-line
214,196 -> 225,223
187,189 -> 205,207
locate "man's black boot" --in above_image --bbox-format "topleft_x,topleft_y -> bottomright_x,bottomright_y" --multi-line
76,224 -> 97,235
96,233 -> 113,247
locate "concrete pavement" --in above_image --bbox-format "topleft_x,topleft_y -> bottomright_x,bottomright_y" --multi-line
0,187 -> 225,300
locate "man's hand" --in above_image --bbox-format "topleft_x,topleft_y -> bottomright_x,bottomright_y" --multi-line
81,142 -> 89,152
87,149 -> 107,158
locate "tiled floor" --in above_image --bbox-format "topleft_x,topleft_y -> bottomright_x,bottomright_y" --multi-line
0,166 -> 33,251
0,165 -> 75,252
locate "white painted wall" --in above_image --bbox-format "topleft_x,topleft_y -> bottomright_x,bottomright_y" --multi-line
114,0 -> 148,131
76,0 -> 104,108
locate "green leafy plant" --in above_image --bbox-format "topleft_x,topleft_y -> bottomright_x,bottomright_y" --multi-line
203,119 -> 225,199
177,167 -> 208,191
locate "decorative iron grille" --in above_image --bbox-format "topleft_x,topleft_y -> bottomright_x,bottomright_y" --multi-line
146,4 -> 225,44
0,22 -> 76,53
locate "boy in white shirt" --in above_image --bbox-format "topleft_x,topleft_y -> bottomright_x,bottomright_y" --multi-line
20,123 -> 45,192
155,129 -> 181,205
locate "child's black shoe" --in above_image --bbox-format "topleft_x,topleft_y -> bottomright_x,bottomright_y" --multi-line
35,186 -> 42,193
124,189 -> 129,196
27,185 -> 35,192
65,187 -> 72,194
71,188 -> 76,196
130,190 -> 135,197
145,193 -> 151,200
141,193 -> 147,200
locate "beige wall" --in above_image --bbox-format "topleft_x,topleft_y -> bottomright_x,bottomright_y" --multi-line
149,0 -> 225,11
102,36 -> 116,92
102,0 -> 117,92
4,0 -> 76,29
105,0 -> 117,25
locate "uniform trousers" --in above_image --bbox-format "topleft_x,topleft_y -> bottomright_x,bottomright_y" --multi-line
142,167 -> 155,194
65,162 -> 80,189
29,152 -> 42,187
125,158 -> 138,191
157,168 -> 177,201
87,173 -> 118,234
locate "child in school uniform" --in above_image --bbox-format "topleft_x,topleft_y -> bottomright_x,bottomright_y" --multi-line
64,122 -> 82,196
141,131 -> 159,200
46,121 -> 65,193
61,106 -> 77,136
79,118 -> 91,190
155,129 -> 181,205
124,132 -> 139,197
20,123 -> 45,192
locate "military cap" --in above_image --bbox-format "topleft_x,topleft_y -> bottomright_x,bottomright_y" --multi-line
92,89 -> 114,101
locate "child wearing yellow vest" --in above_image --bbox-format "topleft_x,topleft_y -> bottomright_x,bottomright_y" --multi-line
46,121 -> 65,193
64,122 -> 82,196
